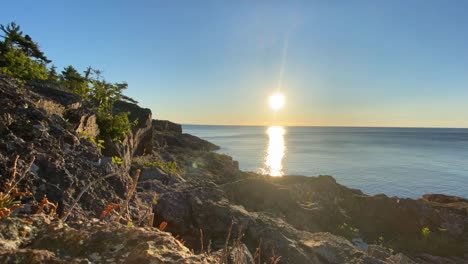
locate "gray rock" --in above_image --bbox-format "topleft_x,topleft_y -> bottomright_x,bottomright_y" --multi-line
65,108 -> 99,138
140,167 -> 186,184
153,119 -> 182,133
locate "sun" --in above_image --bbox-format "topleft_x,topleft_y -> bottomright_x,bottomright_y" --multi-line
269,92 -> 285,111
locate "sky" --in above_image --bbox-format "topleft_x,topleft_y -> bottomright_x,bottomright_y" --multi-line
2,1 -> 468,127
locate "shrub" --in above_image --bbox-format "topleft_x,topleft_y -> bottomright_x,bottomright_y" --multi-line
60,65 -> 89,99
0,22 -> 49,83
0,48 -> 47,83
143,159 -> 184,174
421,227 -> 431,239
78,132 -> 105,149
337,222 -> 360,240
133,155 -> 185,174
96,111 -> 132,143
90,79 -> 127,113
0,22 -> 135,148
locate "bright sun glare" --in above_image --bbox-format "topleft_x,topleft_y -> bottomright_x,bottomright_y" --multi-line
269,92 -> 285,111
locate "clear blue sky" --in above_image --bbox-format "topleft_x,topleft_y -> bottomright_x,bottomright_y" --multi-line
2,1 -> 468,127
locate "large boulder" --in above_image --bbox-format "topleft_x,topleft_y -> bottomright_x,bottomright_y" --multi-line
150,181 -> 414,264
0,216 -> 218,264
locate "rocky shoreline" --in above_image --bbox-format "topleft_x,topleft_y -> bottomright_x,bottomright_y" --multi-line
0,76 -> 467,263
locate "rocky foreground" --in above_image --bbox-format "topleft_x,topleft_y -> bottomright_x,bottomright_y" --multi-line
0,76 -> 467,263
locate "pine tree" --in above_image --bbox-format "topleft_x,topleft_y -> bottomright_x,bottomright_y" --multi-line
0,22 -> 50,64
60,65 -> 89,98
0,22 -> 49,82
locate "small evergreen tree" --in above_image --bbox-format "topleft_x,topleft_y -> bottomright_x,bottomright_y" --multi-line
60,65 -> 89,98
47,65 -> 59,83
0,22 -> 50,64
0,22 -> 49,82
90,77 -> 132,142
91,79 -> 128,114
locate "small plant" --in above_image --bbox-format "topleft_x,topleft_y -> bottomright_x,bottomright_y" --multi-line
96,111 -> 132,143
111,156 -> 123,165
421,227 -> 431,239
221,220 -> 234,264
174,235 -> 185,245
269,249 -> 281,264
376,236 -> 395,254
0,155 -> 35,220
253,239 -> 262,264
152,194 -> 159,205
96,139 -> 105,149
135,193 -> 158,227
338,222 -> 360,239
36,195 -> 58,217
79,132 -> 105,149
117,169 -> 140,222
61,172 -> 119,222
142,158 -> 184,174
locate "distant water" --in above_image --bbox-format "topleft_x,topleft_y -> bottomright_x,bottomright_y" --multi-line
184,125 -> 468,198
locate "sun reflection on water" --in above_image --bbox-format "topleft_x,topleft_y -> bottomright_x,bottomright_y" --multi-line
260,126 -> 286,177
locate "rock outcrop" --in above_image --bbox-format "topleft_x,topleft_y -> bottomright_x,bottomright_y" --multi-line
102,100 -> 153,168
136,121 -> 468,263
0,77 -> 131,221
153,119 -> 182,133
153,120 -> 219,152
114,100 -> 153,157
0,215 -> 217,263
65,107 -> 100,138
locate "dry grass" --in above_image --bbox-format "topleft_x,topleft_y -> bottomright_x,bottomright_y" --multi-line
253,239 -> 262,264
0,155 -> 34,220
232,229 -> 244,264
214,225 -> 281,264
36,195 -> 58,217
220,220 -> 234,263
200,228 -> 204,254
135,192 -> 157,227
61,172 -> 119,221
147,212 -> 155,227
118,169 -> 141,223
269,249 -> 281,264
99,203 -> 120,219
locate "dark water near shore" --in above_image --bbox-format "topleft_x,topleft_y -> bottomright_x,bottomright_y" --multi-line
184,125 -> 468,198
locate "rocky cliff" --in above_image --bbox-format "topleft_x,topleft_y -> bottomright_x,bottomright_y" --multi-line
0,76 -> 467,263
102,100 -> 153,168
0,77 -> 130,221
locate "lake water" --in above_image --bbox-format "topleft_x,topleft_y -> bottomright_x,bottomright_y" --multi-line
184,125 -> 468,198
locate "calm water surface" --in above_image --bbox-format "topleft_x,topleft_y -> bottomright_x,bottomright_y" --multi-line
184,125 -> 468,198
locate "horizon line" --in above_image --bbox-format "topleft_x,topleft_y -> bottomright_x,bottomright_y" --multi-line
180,123 -> 468,129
